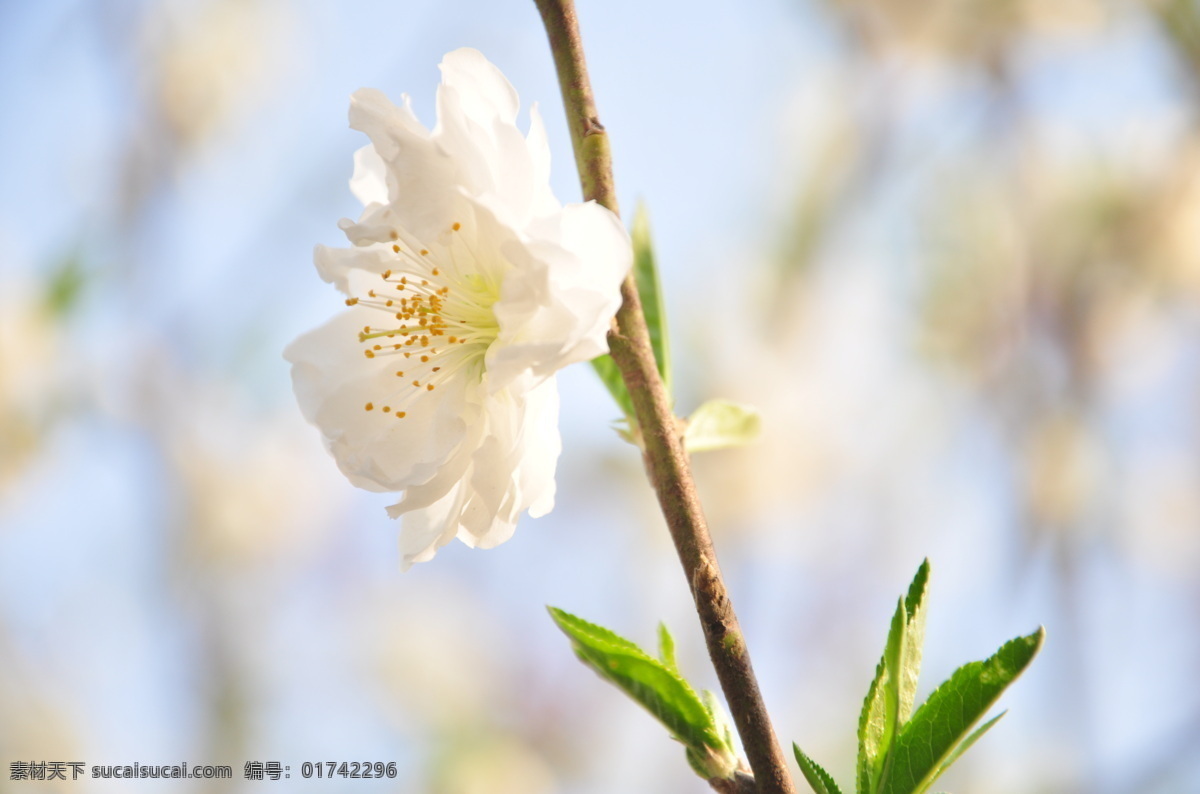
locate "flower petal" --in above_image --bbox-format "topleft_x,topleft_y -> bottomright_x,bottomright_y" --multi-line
284,309 -> 481,492
290,50 -> 628,571
437,48 -> 519,130
524,103 -> 560,220
436,49 -> 545,227
395,484 -> 468,571
313,242 -> 391,294
349,88 -> 467,242
458,379 -> 560,549
385,420 -> 483,516
515,377 -> 560,519
484,200 -> 632,392
350,144 -> 389,207
386,379 -> 558,567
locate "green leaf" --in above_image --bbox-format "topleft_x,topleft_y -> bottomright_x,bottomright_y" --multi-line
591,354 -> 635,418
700,689 -> 736,751
863,601 -> 906,793
899,560 -> 930,723
855,563 -> 1041,794
857,659 -> 888,794
858,561 -> 929,794
794,744 -> 846,794
932,710 -> 1005,780
589,202 -> 671,424
686,746 -> 713,779
878,628 -> 1045,794
684,399 -> 762,453
547,608 -> 728,761
632,203 -> 670,393
658,622 -> 679,672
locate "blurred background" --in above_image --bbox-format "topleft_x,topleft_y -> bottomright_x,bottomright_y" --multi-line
1,0 -> 1198,792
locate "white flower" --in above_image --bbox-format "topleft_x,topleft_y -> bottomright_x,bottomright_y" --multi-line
285,49 -> 631,570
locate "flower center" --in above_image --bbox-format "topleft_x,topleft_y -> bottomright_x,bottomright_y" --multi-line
347,221 -> 500,419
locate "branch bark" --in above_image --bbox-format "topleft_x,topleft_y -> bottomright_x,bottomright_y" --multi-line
533,3 -> 797,793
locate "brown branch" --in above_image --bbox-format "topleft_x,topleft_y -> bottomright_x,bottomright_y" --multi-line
532,2 -> 796,793
710,770 -> 760,794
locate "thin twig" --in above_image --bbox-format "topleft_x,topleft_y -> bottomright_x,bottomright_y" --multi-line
532,2 -> 797,793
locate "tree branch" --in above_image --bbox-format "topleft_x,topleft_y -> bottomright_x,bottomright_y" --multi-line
711,770 -> 760,794
532,2 -> 796,792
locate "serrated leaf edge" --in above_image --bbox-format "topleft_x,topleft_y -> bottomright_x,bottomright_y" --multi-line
794,743 -> 845,794
658,622 -> 679,672
548,608 -> 726,753
925,710 -> 1006,789
857,656 -> 887,794
898,560 -> 930,725
860,561 -> 935,794
881,628 -> 1045,794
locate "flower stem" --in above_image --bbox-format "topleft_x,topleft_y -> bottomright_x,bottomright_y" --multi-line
532,3 -> 796,793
